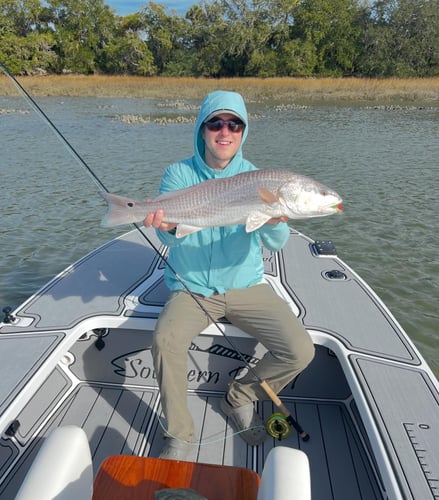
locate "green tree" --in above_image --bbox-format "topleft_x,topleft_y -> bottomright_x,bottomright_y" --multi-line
184,2 -> 230,76
98,12 -> 156,75
100,32 -> 156,75
0,0 -> 51,36
357,1 -> 394,76
1,0 -> 438,77
362,0 -> 439,76
277,39 -> 317,76
0,0 -> 56,74
49,0 -> 117,73
218,0 -> 298,76
0,31 -> 57,74
293,0 -> 362,75
139,2 -> 188,75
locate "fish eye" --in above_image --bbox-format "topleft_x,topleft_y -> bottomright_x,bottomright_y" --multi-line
127,202 -> 134,208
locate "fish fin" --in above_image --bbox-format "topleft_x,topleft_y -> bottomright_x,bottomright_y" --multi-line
245,211 -> 273,232
258,187 -> 278,204
100,192 -> 143,227
176,224 -> 204,238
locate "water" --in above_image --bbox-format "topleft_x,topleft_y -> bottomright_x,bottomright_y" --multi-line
1,92 -> 438,376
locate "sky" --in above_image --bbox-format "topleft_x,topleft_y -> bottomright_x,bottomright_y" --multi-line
105,0 -> 195,15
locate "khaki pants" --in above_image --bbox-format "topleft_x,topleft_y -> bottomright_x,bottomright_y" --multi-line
152,283 -> 314,441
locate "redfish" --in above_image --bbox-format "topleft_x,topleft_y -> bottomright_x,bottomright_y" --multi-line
101,169 -> 343,238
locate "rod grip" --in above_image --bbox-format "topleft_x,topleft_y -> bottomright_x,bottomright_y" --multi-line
259,380 -> 290,417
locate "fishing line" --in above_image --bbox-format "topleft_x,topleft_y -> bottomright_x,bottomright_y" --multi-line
1,62 -> 308,441
157,413 -> 265,446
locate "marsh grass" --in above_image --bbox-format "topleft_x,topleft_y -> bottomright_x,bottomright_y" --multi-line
1,75 -> 439,105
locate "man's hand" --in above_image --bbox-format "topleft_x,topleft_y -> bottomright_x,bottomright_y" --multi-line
143,206 -> 177,232
265,216 -> 288,225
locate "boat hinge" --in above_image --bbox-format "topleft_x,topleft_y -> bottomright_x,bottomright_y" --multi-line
2,307 -> 16,324
5,420 -> 20,437
313,240 -> 337,256
93,328 -> 109,351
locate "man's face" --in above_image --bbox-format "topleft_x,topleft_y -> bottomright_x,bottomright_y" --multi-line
202,113 -> 244,170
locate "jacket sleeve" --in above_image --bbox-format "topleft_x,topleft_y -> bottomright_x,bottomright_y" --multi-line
258,222 -> 290,252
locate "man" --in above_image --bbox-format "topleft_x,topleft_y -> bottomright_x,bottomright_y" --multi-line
144,90 -> 314,460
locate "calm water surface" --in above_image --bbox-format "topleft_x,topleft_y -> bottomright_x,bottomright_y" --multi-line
1,92 -> 438,375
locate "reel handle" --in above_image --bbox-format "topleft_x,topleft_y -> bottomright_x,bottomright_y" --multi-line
260,380 -> 309,441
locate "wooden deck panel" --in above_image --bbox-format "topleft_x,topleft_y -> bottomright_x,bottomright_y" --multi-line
92,455 -> 261,500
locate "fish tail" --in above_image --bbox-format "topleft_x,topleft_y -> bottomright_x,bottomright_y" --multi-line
100,192 -> 141,227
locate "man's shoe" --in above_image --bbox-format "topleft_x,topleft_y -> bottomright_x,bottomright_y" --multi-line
220,397 -> 267,446
159,437 -> 192,461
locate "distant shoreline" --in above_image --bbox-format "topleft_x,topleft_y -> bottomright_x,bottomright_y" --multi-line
1,75 -> 439,106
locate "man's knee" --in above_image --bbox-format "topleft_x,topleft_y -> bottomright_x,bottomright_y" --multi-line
302,337 -> 315,368
278,331 -> 315,369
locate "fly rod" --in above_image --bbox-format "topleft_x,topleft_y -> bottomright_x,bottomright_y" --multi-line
0,62 -> 308,441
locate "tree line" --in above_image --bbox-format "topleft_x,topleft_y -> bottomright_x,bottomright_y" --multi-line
1,0 -> 438,78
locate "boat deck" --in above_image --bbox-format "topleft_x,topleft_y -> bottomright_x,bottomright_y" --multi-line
0,329 -> 383,499
0,228 -> 438,499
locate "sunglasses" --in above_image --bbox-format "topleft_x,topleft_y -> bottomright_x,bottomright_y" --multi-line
204,118 -> 245,133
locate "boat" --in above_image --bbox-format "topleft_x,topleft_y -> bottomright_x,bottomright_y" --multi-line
0,225 -> 438,499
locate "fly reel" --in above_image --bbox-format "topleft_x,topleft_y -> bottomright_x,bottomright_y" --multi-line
266,413 -> 292,440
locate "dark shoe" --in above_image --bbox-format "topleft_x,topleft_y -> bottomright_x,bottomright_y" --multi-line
159,437 -> 191,461
220,398 -> 267,446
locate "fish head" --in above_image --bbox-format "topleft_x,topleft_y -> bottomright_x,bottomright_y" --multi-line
279,179 -> 343,219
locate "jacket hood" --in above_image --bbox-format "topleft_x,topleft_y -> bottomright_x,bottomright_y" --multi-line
194,90 -> 249,178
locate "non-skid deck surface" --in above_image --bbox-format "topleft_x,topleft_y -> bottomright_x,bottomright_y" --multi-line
0,332 -> 383,500
0,385 -> 382,499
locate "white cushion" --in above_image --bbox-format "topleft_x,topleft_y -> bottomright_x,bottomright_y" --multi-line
258,446 -> 311,500
15,425 -> 93,500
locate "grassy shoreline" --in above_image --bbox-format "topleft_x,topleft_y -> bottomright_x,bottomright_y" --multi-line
1,75 -> 439,105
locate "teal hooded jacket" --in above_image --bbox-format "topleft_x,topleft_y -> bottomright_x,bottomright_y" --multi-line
156,90 -> 289,297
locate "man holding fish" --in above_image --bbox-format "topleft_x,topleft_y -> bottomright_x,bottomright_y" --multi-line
142,90 -> 335,460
